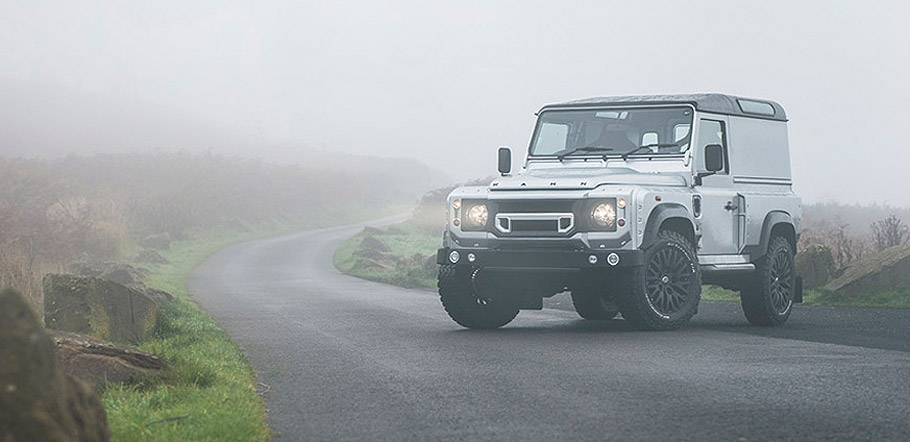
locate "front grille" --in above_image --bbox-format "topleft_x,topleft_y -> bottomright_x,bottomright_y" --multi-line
495,200 -> 578,213
483,198 -> 616,236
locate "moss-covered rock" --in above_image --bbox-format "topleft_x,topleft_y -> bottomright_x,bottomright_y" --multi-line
0,287 -> 111,442
824,244 -> 910,295
43,274 -> 158,344
51,331 -> 172,391
795,244 -> 836,288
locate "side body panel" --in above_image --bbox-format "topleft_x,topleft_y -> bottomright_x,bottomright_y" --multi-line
726,116 -> 801,260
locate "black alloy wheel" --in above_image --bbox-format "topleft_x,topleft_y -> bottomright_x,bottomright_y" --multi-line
617,229 -> 701,330
741,236 -> 795,326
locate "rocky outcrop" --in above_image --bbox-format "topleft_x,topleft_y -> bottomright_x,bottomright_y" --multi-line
67,261 -> 174,303
795,244 -> 836,288
140,232 -> 171,250
43,274 -> 158,344
51,331 -> 172,391
0,287 -> 111,442
824,244 -> 910,295
133,249 -> 169,265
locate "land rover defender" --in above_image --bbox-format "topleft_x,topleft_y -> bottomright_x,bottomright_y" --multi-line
436,94 -> 802,330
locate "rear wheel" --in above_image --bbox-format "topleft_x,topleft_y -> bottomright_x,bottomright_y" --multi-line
571,290 -> 620,320
617,230 -> 701,330
741,236 -> 795,326
438,265 -> 519,329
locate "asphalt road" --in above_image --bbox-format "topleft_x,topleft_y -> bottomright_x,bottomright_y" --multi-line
188,220 -> 910,442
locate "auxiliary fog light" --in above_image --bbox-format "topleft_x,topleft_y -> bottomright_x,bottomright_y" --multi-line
607,253 -> 620,266
588,254 -> 598,265
449,250 -> 461,264
467,253 -> 476,263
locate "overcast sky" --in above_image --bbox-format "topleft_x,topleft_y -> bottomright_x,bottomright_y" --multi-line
1,0 -> 909,204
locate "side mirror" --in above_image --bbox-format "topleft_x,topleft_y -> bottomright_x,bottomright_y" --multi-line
498,146 -> 512,175
704,144 -> 724,172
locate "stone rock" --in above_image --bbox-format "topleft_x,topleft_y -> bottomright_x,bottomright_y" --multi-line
0,287 -> 111,442
356,235 -> 391,255
132,249 -> 169,265
66,261 -> 105,278
136,286 -> 174,303
795,244 -> 836,288
140,232 -> 171,250
51,331 -> 172,391
824,244 -> 910,295
68,261 -> 150,282
65,261 -> 174,303
43,274 -> 158,344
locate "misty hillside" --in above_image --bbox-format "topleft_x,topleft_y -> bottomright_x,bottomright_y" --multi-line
0,151 -> 446,307
0,80 -> 257,157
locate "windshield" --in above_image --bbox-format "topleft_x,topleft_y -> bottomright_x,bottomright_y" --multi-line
529,107 -> 694,157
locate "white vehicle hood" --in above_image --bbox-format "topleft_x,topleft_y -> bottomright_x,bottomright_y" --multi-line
489,166 -> 688,190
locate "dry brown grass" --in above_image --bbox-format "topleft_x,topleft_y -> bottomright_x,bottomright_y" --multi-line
0,249 -> 62,313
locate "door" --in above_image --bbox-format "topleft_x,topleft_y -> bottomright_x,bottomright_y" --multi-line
694,117 -> 742,255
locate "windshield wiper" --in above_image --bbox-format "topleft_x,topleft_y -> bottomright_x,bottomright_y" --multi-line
620,143 -> 680,160
556,146 -> 615,161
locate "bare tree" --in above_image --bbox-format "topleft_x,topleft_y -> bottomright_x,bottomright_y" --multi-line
831,224 -> 861,269
871,215 -> 909,251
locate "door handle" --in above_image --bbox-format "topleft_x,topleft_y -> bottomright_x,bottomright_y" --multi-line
724,201 -> 738,211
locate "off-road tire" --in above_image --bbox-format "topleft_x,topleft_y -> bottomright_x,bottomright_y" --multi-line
741,236 -> 795,326
617,230 -> 701,330
571,290 -> 620,320
438,265 -> 519,329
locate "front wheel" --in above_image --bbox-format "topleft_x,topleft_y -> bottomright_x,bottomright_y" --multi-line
740,236 -> 795,326
617,230 -> 701,330
438,265 -> 519,329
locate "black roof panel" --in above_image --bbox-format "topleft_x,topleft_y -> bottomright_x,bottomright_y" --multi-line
541,93 -> 787,121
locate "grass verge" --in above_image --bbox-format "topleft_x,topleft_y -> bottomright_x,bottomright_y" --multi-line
334,228 -> 910,309
103,208 -> 405,441
333,224 -> 439,289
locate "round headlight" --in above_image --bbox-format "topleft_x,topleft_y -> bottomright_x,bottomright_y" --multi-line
466,203 -> 488,227
591,203 -> 616,227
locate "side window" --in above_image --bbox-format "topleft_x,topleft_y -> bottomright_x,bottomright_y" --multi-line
697,119 -> 728,174
534,122 -> 568,154
674,124 -> 691,152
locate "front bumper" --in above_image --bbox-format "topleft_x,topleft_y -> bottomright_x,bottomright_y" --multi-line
436,247 -> 643,269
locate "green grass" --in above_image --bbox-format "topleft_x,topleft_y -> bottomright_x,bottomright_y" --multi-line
701,284 -> 910,309
335,229 -> 910,310
802,287 -> 910,309
102,224 -> 298,442
103,207 -> 408,442
333,224 -> 439,289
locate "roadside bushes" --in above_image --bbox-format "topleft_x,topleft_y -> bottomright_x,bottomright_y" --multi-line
795,244 -> 836,288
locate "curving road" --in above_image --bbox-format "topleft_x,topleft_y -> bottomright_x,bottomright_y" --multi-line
188,220 -> 910,442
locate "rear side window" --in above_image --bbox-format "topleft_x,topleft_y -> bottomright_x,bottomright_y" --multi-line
737,99 -> 776,117
697,119 -> 728,174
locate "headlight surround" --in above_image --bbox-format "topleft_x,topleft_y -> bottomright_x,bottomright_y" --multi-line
588,199 -> 617,231
463,201 -> 489,230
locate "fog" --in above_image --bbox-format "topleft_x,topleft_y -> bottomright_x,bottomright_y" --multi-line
1,0 -> 909,204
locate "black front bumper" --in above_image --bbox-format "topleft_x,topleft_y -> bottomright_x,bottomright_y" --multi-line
436,247 -> 643,269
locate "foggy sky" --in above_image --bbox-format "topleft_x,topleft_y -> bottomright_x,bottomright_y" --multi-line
1,0 -> 909,205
